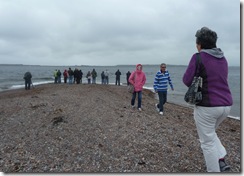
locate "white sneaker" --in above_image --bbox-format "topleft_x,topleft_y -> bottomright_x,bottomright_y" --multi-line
138,108 -> 142,111
132,105 -> 135,108
155,104 -> 160,112
159,111 -> 163,115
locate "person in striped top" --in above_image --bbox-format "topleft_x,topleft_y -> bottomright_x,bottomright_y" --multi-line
153,63 -> 174,115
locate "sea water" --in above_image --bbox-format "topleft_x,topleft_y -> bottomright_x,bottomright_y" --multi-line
0,64 -> 240,119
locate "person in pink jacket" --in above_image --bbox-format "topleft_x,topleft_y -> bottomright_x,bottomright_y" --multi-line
129,64 -> 146,111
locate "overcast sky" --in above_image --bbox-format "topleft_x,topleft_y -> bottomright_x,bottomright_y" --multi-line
0,0 -> 241,66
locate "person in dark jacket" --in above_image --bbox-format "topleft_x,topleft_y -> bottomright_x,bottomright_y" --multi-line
73,68 -> 79,84
76,69 -> 81,84
91,69 -> 97,84
79,70 -> 83,84
101,71 -> 105,84
183,27 -> 233,172
115,69 -> 121,86
126,71 -> 131,85
23,71 -> 32,90
68,68 -> 74,84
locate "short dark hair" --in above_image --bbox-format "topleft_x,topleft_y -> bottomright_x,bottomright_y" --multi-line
195,27 -> 218,49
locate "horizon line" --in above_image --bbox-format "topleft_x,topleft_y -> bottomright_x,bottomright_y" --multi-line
0,63 -> 240,67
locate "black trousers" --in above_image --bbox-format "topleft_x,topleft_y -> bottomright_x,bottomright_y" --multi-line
25,80 -> 31,90
115,78 -> 120,85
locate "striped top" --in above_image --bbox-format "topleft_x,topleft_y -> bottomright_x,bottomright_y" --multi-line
153,70 -> 174,92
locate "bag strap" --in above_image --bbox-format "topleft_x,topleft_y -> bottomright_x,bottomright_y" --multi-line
195,53 -> 201,76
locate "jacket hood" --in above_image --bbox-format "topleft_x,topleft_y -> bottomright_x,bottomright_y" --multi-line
201,48 -> 224,58
136,64 -> 142,69
136,64 -> 142,73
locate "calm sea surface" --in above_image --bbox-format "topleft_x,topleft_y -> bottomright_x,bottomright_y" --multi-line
0,64 -> 240,119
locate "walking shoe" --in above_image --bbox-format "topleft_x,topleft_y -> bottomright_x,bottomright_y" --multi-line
138,108 -> 142,111
159,111 -> 163,115
155,104 -> 160,112
132,105 -> 135,108
219,159 -> 230,172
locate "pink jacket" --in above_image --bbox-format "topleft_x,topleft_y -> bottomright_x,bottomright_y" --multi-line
129,64 -> 146,92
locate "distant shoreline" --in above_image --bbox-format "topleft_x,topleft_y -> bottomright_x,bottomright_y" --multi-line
0,63 -> 240,67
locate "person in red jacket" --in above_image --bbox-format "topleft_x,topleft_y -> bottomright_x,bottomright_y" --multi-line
63,70 -> 68,83
129,64 -> 146,111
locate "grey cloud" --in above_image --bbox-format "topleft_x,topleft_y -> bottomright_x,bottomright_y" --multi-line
0,0 -> 240,66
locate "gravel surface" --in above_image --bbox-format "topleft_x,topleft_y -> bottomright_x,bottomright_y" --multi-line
0,83 -> 241,173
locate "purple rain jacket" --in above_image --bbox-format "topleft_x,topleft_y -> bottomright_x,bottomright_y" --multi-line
183,48 -> 233,107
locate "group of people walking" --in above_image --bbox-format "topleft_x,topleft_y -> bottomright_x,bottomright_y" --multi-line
127,62 -> 174,116
54,68 -> 83,84
53,67 -> 132,86
55,68 -> 99,84
23,26 -> 233,173
127,26 -> 233,173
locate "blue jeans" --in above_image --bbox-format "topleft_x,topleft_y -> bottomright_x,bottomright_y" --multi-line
92,78 -> 96,84
69,76 -> 73,84
58,76 -> 61,83
88,79 -> 91,84
157,91 -> 167,112
131,91 -> 142,108
105,76 -> 109,84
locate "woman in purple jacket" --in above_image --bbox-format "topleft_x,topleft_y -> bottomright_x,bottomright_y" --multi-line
183,27 -> 233,172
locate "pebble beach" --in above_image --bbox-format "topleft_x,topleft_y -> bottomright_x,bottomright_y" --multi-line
0,83 -> 241,173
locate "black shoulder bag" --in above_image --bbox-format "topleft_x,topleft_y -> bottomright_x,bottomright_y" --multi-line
184,53 -> 203,105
